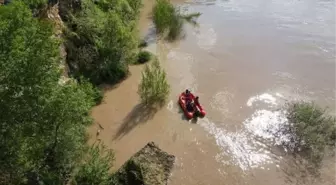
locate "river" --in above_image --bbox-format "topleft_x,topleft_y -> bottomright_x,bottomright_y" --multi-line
89,0 -> 336,184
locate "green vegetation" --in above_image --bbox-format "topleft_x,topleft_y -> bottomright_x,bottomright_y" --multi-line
138,58 -> 170,105
1,0 -> 175,184
152,0 -> 201,40
65,0 -> 141,85
78,77 -> 104,105
283,102 -> 336,169
0,2 -> 97,184
21,0 -> 47,10
73,143 -> 114,185
137,51 -> 152,64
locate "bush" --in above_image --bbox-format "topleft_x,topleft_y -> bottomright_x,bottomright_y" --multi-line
138,58 -> 170,105
137,51 -> 152,64
152,0 -> 176,34
282,102 -> 336,168
152,0 -> 201,40
73,143 -> 114,185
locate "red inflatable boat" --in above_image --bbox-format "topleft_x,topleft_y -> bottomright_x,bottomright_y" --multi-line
178,92 -> 206,119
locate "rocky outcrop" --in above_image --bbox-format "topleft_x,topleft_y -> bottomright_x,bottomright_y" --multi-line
111,142 -> 175,185
39,4 -> 70,84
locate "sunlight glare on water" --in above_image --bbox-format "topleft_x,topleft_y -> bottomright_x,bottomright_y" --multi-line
199,91 -> 297,171
199,117 -> 275,171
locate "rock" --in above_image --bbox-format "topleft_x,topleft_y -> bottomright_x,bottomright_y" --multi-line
39,4 -> 69,82
111,142 -> 175,185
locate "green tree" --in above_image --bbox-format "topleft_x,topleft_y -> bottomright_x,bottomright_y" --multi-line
0,2 -> 96,184
72,143 -> 114,185
21,0 -> 47,10
138,58 -> 170,105
65,0 -> 140,85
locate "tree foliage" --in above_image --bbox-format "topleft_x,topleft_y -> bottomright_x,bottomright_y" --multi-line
0,2 -> 98,184
138,58 -> 170,105
65,0 -> 141,85
72,143 -> 114,185
21,0 -> 47,10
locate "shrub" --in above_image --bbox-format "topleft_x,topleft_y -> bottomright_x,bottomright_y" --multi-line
282,102 -> 336,168
73,143 -> 114,185
152,0 -> 175,34
138,58 -> 170,105
152,0 -> 201,40
137,51 -> 152,64
166,12 -> 183,40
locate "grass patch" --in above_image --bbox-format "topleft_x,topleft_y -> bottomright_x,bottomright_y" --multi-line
152,0 -> 201,41
138,58 -> 170,105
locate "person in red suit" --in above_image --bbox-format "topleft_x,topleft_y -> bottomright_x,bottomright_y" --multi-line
185,89 -> 194,112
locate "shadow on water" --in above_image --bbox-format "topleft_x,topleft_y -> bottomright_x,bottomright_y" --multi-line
113,103 -> 159,140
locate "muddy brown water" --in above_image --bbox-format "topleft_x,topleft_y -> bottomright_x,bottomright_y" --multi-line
89,0 -> 336,184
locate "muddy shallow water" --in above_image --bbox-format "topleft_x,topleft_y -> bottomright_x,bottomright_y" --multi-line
89,0 -> 335,184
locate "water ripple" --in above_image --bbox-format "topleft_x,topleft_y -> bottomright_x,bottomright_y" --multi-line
193,24 -> 217,50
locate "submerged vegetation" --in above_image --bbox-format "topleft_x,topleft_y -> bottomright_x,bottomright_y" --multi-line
152,0 -> 201,40
281,102 -> 336,171
138,58 -> 170,105
136,50 -> 152,64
